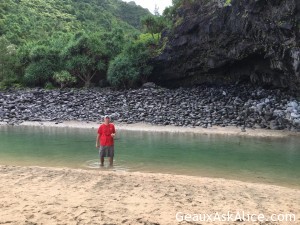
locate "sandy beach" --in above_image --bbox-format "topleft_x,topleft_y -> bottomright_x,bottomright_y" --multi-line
3,120 -> 300,138
0,165 -> 299,225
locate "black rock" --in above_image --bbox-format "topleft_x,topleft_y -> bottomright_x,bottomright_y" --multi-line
0,85 -> 299,132
151,0 -> 300,91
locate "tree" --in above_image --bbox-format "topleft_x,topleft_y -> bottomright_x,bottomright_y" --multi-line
107,37 -> 153,89
24,59 -> 58,86
100,28 -> 125,59
21,40 -> 63,86
1,0 -> 150,45
0,36 -> 18,89
141,15 -> 167,41
107,55 -> 138,88
62,33 -> 108,87
53,70 -> 76,88
0,37 -> 12,79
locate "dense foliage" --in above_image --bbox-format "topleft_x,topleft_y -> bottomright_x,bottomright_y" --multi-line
0,0 -> 184,89
0,0 -> 152,89
107,33 -> 159,88
0,37 -> 19,89
0,0 -> 150,45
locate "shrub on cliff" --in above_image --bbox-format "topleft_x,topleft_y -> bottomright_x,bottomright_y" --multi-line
163,0 -> 195,26
141,15 -> 168,41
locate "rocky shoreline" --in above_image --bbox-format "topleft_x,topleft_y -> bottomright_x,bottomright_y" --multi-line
0,84 -> 300,132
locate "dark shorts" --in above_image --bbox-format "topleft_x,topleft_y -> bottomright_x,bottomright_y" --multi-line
99,145 -> 114,158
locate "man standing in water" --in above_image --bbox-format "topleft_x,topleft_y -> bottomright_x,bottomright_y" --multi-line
96,115 -> 116,166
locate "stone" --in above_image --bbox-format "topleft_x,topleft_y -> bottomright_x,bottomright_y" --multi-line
288,101 -> 298,109
142,82 -> 156,88
269,120 -> 279,130
291,113 -> 300,119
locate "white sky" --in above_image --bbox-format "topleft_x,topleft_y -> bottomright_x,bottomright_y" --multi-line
122,0 -> 173,14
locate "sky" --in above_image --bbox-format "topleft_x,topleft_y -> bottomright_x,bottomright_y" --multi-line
122,0 -> 172,14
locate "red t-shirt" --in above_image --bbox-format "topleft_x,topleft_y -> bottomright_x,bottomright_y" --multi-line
98,123 -> 115,146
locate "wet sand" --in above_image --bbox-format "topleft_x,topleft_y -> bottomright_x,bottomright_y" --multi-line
3,120 -> 300,138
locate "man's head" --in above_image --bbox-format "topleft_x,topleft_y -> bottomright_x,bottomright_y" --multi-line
103,115 -> 110,124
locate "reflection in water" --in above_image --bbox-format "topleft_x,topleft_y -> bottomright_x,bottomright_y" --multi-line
0,125 -> 300,188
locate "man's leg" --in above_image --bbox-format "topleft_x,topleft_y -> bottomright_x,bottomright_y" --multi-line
109,157 -> 113,166
109,146 -> 114,166
99,146 -> 105,166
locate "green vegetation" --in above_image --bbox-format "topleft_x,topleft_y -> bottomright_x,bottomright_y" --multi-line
0,0 -> 187,89
62,33 -> 108,88
224,0 -> 232,6
163,0 -> 195,24
141,15 -> 167,41
107,33 -> 158,88
0,0 -> 151,89
53,70 -> 76,89
0,37 -> 19,89
0,0 -> 150,45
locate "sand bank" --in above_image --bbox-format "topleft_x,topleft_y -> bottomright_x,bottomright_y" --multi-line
2,120 -> 300,138
0,165 -> 299,225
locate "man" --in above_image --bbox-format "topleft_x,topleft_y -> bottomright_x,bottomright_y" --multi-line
96,115 -> 116,166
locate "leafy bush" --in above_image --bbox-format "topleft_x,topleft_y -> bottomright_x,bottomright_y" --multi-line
138,33 -> 160,46
141,15 -> 168,41
62,33 -> 108,87
44,82 -> 55,90
0,36 -> 19,88
107,55 -> 138,88
100,28 -> 126,59
23,60 -> 57,86
19,38 -> 64,86
53,70 -> 76,88
107,37 -> 153,89
0,76 -> 21,90
224,0 -> 232,6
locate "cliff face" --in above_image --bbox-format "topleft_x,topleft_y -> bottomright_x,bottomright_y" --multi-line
151,0 -> 300,91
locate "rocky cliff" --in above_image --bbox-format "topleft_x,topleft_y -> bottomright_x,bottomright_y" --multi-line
151,0 -> 300,91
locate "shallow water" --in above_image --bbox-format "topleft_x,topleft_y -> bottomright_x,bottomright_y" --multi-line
0,125 -> 299,188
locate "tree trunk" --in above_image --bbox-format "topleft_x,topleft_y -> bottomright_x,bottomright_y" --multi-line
84,79 -> 91,88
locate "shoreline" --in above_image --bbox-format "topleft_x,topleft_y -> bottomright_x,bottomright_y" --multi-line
2,120 -> 300,138
0,165 -> 299,224
1,86 -> 300,135
1,120 -> 299,188
1,122 -> 300,224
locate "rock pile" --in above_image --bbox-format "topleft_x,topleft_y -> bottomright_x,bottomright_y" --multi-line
0,84 -> 299,131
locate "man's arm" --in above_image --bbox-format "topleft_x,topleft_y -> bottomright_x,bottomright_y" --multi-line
111,124 -> 116,137
96,126 -> 102,148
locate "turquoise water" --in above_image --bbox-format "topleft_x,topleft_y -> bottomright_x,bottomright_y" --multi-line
0,125 -> 300,188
